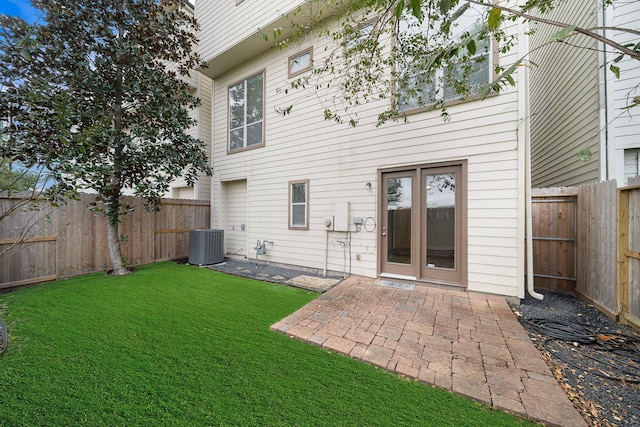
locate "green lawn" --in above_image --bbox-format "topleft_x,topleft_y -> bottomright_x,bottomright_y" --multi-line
0,262 -> 536,426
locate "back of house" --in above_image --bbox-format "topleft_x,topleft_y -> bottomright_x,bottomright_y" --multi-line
196,0 -> 533,298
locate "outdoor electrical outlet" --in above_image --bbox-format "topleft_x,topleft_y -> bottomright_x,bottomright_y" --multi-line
353,217 -> 364,225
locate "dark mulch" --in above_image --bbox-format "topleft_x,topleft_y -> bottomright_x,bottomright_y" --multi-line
177,257 -> 343,286
512,290 -> 640,426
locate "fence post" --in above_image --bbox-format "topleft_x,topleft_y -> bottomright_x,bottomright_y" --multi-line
617,187 -> 629,319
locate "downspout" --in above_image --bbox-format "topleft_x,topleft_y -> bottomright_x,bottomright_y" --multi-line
526,136 -> 544,300
521,14 -> 544,300
598,2 -> 615,182
323,229 -> 329,277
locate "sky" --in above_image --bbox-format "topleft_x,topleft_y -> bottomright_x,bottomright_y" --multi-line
0,1 -> 196,23
0,0 -> 41,23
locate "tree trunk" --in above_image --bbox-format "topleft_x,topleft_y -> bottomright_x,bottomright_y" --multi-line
107,220 -> 129,275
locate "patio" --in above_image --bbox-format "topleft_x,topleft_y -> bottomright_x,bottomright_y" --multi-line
272,275 -> 586,426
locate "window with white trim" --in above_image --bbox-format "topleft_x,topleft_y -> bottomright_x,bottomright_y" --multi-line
396,4 -> 492,111
229,71 -> 264,152
289,180 -> 309,229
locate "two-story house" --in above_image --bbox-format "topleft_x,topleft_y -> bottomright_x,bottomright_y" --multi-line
195,0 -> 536,298
530,0 -> 640,187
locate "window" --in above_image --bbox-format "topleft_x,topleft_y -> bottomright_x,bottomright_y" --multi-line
624,148 -> 640,185
289,180 -> 309,229
396,4 -> 492,111
345,19 -> 376,53
288,47 -> 313,78
229,71 -> 264,152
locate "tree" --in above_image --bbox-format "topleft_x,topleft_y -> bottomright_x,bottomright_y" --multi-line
0,0 -> 211,275
278,0 -> 640,126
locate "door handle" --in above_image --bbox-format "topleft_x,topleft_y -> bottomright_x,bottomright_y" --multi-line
382,226 -> 386,236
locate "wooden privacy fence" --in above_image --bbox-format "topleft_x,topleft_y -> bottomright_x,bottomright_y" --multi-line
534,179 -> 640,329
576,180 -> 618,318
0,194 -> 210,289
531,187 -> 577,291
618,176 -> 640,329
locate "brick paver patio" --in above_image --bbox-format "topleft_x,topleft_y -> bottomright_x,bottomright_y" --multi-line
271,276 -> 586,426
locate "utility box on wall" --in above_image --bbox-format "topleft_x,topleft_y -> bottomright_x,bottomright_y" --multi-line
334,201 -> 350,232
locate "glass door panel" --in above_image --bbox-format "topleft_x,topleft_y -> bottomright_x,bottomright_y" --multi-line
425,173 -> 456,269
420,165 -> 463,284
381,172 -> 416,277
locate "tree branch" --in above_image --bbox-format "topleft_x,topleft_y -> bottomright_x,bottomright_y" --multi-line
464,0 -> 640,60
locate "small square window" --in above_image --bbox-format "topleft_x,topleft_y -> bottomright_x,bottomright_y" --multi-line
288,47 -> 313,78
289,180 -> 309,229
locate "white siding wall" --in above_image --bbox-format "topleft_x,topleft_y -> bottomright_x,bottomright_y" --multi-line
196,0 -> 306,71
529,0 -> 601,187
196,74 -> 213,200
165,72 -> 213,200
609,1 -> 640,185
208,18 -> 528,297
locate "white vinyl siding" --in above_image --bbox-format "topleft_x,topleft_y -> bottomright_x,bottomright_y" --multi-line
196,74 -> 213,200
196,0 -> 308,78
165,72 -> 213,200
207,9 -> 527,297
529,0 -> 601,187
609,1 -> 640,185
611,1 -> 640,149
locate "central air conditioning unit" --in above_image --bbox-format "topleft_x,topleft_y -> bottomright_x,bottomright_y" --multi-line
189,229 -> 224,265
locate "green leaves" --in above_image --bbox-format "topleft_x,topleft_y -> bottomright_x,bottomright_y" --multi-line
610,64 -> 620,79
488,7 -> 502,32
439,0 -> 452,15
577,147 -> 593,162
552,25 -> 576,42
394,1 -> 404,20
0,0 -> 211,267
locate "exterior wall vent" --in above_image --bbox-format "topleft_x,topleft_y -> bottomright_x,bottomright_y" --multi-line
189,229 -> 224,265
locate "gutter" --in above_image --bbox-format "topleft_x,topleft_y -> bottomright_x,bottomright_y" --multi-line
521,12 -> 544,301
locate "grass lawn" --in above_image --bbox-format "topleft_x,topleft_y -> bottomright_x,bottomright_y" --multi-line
0,262 -> 536,426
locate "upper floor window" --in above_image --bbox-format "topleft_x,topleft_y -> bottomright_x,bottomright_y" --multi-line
289,180 -> 309,229
288,47 -> 313,78
344,19 -> 376,54
229,71 -> 264,152
396,4 -> 492,112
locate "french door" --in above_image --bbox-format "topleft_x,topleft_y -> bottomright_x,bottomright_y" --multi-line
380,163 -> 466,286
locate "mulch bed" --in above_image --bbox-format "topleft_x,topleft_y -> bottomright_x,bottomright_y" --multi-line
512,291 -> 640,426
